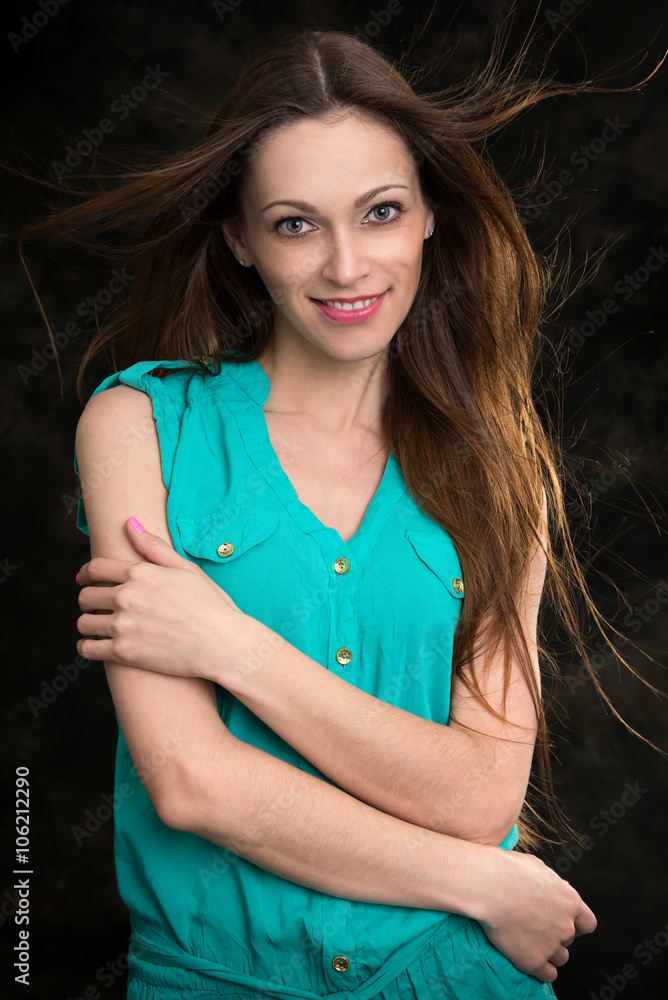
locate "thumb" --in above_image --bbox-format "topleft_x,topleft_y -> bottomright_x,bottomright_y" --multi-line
125,516 -> 185,569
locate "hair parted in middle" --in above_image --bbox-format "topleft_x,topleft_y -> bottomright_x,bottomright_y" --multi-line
17,15 -> 668,849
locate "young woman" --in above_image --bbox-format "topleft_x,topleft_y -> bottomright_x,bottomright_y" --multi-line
20,19 -> 665,1000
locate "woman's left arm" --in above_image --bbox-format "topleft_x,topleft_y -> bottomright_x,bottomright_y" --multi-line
78,505 -> 547,847
226,531 -> 546,847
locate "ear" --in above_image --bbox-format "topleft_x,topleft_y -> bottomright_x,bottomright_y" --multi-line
425,205 -> 435,238
221,220 -> 251,264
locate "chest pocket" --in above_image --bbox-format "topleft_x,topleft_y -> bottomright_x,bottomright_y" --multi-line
403,527 -> 466,603
175,503 -> 279,566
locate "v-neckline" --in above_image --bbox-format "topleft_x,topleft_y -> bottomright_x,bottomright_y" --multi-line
221,355 -> 406,553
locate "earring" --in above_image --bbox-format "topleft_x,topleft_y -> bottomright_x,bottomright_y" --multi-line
238,259 -> 245,265
428,229 -> 434,236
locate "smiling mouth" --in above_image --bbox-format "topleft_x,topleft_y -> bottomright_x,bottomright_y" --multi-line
313,294 -> 383,312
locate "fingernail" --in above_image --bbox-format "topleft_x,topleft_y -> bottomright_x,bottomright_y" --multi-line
129,517 -> 146,533
75,572 -> 80,584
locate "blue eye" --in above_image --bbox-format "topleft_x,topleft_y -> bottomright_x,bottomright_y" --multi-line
277,218 -> 309,235
272,201 -> 405,237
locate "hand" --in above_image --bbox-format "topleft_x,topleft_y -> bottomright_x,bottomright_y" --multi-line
476,850 -> 597,983
75,517 -> 253,681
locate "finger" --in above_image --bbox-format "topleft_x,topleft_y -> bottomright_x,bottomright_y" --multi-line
532,962 -> 558,985
124,518 -> 187,570
76,634 -> 154,668
574,902 -> 597,936
548,945 -> 570,968
78,585 -> 118,612
76,611 -> 114,641
562,933 -> 575,947
77,556 -> 137,586
76,635 -> 113,661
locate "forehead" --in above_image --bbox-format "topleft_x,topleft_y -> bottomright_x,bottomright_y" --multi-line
244,112 -> 419,199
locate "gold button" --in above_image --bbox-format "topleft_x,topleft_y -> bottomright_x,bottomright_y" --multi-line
332,955 -> 350,972
452,577 -> 464,594
335,647 -> 353,666
217,542 -> 235,558
196,355 -> 213,366
334,557 -> 350,574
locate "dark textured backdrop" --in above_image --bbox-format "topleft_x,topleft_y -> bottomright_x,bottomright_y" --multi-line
1,1 -> 667,997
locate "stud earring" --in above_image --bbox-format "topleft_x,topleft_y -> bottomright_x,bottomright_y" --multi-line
238,259 -> 245,265
428,229 -> 434,237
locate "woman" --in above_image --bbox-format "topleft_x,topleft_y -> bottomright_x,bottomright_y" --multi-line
21,20 -> 664,1000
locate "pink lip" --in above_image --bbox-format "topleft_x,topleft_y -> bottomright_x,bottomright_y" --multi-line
311,291 -> 387,324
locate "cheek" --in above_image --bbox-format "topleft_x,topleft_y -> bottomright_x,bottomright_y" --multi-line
388,241 -> 424,284
264,254 -> 310,292
391,227 -> 425,263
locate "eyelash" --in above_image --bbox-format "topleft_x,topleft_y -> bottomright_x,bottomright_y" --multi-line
272,201 -> 405,238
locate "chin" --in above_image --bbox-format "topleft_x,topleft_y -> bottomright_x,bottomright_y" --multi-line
319,340 -> 393,364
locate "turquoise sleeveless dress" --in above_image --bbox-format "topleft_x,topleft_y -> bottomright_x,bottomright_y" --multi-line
73,352 -> 557,1000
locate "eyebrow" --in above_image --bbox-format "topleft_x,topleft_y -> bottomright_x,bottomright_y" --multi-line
260,184 -> 411,214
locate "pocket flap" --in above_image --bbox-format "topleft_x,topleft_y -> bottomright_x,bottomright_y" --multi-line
175,503 -> 279,563
404,527 -> 465,599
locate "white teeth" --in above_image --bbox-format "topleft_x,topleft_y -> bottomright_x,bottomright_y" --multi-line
321,295 -> 379,311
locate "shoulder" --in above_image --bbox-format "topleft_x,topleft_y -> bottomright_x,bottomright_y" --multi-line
76,358 -> 207,436
76,383 -> 155,453
82,381 -> 152,413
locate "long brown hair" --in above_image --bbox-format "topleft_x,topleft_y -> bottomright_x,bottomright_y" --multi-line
16,10 -> 668,847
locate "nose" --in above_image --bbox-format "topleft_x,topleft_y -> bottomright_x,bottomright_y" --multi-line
320,227 -> 371,287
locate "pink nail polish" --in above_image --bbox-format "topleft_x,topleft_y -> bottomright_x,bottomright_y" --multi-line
76,572 -> 80,584
129,517 -> 146,533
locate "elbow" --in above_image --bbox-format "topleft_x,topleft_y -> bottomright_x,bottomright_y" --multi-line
429,789 -> 524,847
451,813 -> 520,848
472,816 -> 521,848
153,786 -> 194,831
469,785 -> 525,847
144,764 -> 200,832
465,788 -> 525,847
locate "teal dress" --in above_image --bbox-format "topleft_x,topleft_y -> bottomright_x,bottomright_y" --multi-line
74,353 -> 556,1000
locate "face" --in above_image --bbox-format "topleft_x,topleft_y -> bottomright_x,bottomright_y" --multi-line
222,112 -> 435,366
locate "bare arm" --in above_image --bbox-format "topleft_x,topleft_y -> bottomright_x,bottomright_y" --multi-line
78,379 -> 546,847
74,385 -> 594,981
74,383 -> 489,910
200,503 -> 548,847
222,615 -> 541,847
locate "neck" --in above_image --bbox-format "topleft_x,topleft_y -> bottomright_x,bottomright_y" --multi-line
256,333 -> 390,438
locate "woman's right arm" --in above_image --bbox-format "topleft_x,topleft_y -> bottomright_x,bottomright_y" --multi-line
75,383 -> 594,982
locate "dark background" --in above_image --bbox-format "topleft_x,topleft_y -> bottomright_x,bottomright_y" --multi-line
1,0 -> 667,997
